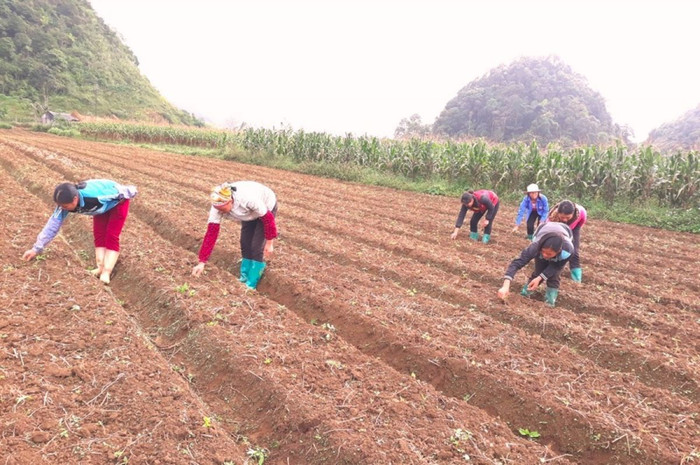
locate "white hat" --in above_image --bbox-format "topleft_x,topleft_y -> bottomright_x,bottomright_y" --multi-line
526,183 -> 540,193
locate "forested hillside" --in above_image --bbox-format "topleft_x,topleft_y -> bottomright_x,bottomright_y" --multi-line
0,0 -> 198,124
431,56 -> 628,146
646,104 -> 700,152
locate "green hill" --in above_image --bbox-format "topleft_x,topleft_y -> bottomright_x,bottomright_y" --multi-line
432,56 -> 628,146
0,0 -> 199,124
646,104 -> 700,152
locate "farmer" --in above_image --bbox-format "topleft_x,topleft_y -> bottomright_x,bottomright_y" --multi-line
547,200 -> 587,283
450,189 -> 499,243
497,221 -> 574,307
192,181 -> 278,290
22,179 -> 137,284
512,183 -> 549,240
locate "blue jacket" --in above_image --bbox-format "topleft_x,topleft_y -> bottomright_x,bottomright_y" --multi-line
515,194 -> 549,225
32,179 -> 137,252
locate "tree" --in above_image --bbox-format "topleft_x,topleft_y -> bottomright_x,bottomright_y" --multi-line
394,114 -> 431,139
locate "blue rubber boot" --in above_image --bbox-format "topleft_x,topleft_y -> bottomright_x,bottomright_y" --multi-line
545,287 -> 559,307
481,234 -> 491,244
570,267 -> 582,283
239,258 -> 252,282
469,232 -> 479,241
526,234 -> 533,241
520,284 -> 532,297
245,260 -> 266,289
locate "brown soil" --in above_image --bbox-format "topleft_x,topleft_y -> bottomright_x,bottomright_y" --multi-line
1,129 -> 698,464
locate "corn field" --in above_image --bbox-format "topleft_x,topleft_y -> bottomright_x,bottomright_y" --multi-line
75,123 -> 699,208
78,122 -> 232,148
238,128 -> 699,208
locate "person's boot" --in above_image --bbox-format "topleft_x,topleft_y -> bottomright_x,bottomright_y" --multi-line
520,284 -> 533,297
239,258 -> 252,282
570,267 -> 582,283
526,234 -> 533,241
100,249 -> 120,285
469,232 -> 479,241
481,234 -> 491,244
545,287 -> 559,307
245,260 -> 266,289
91,247 -> 106,277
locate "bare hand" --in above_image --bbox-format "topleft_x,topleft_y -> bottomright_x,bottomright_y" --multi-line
511,225 -> 519,233
191,262 -> 205,277
264,241 -> 274,259
450,230 -> 459,240
497,286 -> 509,301
527,277 -> 542,291
22,249 -> 37,261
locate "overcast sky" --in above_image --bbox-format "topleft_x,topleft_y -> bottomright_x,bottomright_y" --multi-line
88,0 -> 699,141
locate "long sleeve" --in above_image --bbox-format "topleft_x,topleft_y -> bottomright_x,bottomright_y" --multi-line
480,194 -> 496,221
504,242 -> 540,280
32,207 -> 68,253
515,197 -> 528,225
454,204 -> 468,228
260,211 -> 277,240
198,223 -> 220,263
539,195 -> 549,222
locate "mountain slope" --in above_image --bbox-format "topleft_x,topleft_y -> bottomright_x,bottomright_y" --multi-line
432,56 -> 627,146
0,0 -> 198,124
646,104 -> 700,151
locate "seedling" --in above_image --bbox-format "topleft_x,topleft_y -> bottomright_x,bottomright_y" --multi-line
325,360 -> 343,370
202,416 -> 213,428
518,428 -> 541,439
450,428 -> 472,444
175,283 -> 190,294
246,447 -> 268,465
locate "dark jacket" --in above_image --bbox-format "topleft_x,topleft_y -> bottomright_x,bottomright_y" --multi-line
504,222 -> 574,282
455,189 -> 499,228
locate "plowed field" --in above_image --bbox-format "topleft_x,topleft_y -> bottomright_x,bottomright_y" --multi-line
1,129 -> 698,465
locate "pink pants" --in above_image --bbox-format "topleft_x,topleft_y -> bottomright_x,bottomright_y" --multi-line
93,200 -> 130,251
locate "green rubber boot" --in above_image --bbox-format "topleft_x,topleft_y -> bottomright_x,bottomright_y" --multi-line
239,258 -> 252,282
570,267 -> 582,283
469,231 -> 479,241
245,260 -> 266,289
481,234 -> 491,244
520,284 -> 532,297
545,287 -> 559,307
526,234 -> 533,241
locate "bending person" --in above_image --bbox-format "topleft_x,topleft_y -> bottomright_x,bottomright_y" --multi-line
497,222 -> 574,307
512,183 -> 549,240
192,181 -> 278,290
450,189 -> 499,244
22,179 -> 137,284
547,200 -> 586,283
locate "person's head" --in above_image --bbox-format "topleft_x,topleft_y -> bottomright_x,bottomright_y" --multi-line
540,234 -> 564,259
210,183 -> 234,213
556,200 -> 576,223
526,183 -> 540,200
461,191 -> 475,208
53,182 -> 79,210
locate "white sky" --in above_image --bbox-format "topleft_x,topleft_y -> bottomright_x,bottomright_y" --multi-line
87,0 -> 700,141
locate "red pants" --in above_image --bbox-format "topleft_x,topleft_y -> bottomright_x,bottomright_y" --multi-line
93,200 -> 130,251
